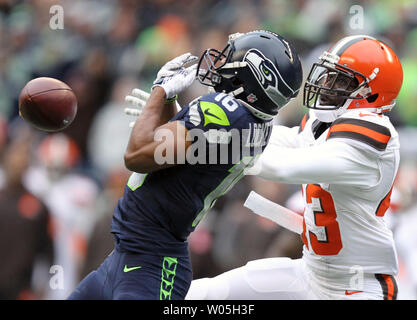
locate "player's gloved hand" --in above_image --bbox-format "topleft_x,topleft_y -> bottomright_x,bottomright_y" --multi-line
152,52 -> 198,99
124,88 -> 182,127
125,88 -> 150,119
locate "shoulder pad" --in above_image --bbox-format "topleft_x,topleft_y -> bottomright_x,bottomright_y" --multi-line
198,93 -> 246,127
199,92 -> 243,109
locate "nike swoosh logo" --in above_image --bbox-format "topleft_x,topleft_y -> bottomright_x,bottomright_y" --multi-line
123,265 -> 142,273
345,290 -> 363,295
204,108 -> 222,120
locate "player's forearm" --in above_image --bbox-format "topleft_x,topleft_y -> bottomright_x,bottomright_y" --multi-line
253,140 -> 380,186
255,146 -> 321,184
124,87 -> 176,172
132,86 -> 176,131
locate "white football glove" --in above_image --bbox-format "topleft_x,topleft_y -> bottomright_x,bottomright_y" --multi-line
152,52 -> 198,99
124,88 -> 182,128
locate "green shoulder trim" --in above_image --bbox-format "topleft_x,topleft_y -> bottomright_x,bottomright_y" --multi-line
200,101 -> 230,127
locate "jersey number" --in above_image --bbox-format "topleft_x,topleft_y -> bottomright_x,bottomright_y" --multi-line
214,93 -> 239,112
302,184 -> 343,255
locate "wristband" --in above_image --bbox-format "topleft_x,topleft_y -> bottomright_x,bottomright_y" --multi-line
165,95 -> 178,104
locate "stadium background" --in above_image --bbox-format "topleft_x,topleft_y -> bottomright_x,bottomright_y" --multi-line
0,0 -> 417,300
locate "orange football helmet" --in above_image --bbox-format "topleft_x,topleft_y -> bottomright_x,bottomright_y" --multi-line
304,35 -> 403,113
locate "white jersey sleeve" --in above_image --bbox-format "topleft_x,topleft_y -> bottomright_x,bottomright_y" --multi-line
268,125 -> 301,148
255,109 -> 398,188
267,111 -> 312,149
255,133 -> 380,187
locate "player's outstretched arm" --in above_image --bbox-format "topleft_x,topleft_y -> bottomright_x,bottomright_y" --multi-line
248,139 -> 380,187
124,87 -> 192,173
124,53 -> 197,173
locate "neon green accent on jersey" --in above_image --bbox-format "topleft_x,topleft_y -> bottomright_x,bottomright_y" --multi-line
123,265 -> 142,272
192,156 -> 255,227
160,257 -> 178,300
200,101 -> 230,127
127,172 -> 148,191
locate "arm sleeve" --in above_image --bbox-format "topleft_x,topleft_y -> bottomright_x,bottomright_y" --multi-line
253,139 -> 381,187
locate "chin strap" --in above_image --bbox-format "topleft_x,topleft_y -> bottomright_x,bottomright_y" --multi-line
237,99 -> 275,120
378,100 -> 397,113
362,101 -> 396,113
224,86 -> 275,120
314,101 -> 396,123
210,86 -> 271,120
212,86 -> 275,121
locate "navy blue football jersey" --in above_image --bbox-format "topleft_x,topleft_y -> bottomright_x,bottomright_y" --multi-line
111,92 -> 272,257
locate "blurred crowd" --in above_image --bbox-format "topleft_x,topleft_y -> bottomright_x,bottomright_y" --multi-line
1,0 -> 417,299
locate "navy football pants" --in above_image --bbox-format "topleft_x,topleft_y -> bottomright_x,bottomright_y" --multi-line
67,247 -> 192,300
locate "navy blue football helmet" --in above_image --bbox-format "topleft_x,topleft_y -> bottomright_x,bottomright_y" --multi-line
197,30 -> 303,119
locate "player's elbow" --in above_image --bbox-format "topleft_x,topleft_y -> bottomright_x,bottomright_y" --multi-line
124,152 -> 142,173
124,150 -> 153,174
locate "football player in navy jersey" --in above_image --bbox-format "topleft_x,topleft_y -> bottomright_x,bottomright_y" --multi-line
68,30 -> 303,300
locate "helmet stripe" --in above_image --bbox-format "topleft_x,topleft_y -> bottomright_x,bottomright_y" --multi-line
330,35 -> 376,57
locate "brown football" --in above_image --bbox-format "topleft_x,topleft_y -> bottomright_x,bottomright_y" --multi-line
18,77 -> 77,132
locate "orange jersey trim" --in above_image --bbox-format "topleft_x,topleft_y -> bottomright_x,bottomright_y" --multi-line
376,187 -> 393,217
375,274 -> 398,300
329,123 -> 390,144
298,113 -> 309,133
327,118 -> 391,151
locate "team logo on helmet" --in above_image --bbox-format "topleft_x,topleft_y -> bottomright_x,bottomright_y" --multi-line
245,49 -> 278,90
244,49 -> 289,107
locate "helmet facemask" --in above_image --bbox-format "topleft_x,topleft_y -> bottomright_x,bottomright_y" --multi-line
197,45 -> 232,87
303,53 -> 371,111
197,42 -> 249,99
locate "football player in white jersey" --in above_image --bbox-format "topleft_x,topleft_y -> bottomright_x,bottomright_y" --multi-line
185,35 -> 404,300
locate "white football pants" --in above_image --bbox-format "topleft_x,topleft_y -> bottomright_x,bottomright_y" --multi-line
186,257 -> 319,300
185,257 -> 390,300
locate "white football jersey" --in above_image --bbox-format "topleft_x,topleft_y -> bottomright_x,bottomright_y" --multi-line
255,109 -> 400,293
